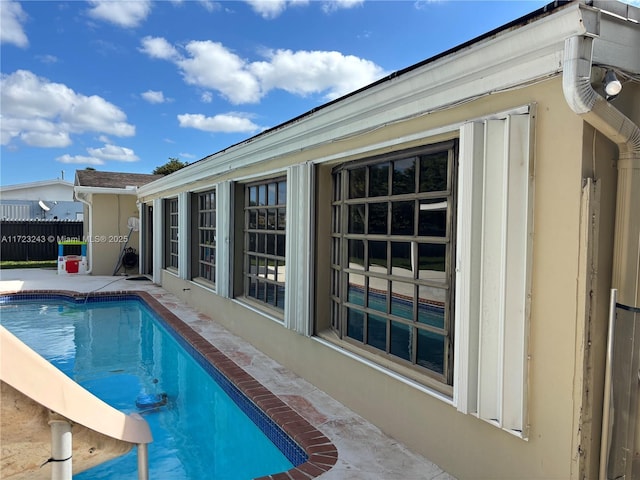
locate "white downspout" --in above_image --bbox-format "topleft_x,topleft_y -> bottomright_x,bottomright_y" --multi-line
563,35 -> 640,480
75,192 -> 93,274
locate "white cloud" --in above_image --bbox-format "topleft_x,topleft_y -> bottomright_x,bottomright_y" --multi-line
245,0 -> 360,18
252,49 -> 386,100
1,117 -> 72,147
177,113 -> 262,133
178,40 -> 262,104
56,154 -> 104,165
0,0 -> 29,48
139,36 -> 180,61
141,90 -> 168,104
37,54 -> 58,64
244,0 -> 289,19
322,0 -> 364,14
198,0 -> 220,13
201,91 -> 213,103
57,142 -> 138,166
86,0 -> 152,28
141,38 -> 388,104
87,143 -> 139,162
1,70 -> 135,148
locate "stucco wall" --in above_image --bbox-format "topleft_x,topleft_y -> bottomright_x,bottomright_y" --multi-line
150,77 -> 617,479
90,194 -> 140,276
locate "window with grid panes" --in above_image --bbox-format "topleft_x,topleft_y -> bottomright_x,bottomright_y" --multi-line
192,190 -> 216,284
330,141 -> 457,384
165,197 -> 179,270
244,178 -> 287,311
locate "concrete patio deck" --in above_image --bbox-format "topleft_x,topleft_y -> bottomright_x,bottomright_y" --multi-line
0,268 -> 456,480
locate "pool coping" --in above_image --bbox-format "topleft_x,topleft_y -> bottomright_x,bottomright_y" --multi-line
1,289 -> 338,480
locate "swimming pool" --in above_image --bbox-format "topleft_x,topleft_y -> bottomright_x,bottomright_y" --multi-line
0,292 -> 336,479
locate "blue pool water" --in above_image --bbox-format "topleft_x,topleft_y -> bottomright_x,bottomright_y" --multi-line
0,296 -> 300,479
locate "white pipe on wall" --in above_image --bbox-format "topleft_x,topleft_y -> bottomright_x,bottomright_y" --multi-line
75,192 -> 93,274
49,416 -> 72,480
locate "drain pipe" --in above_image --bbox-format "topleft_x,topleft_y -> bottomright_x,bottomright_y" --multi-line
563,34 -> 640,479
75,192 -> 93,274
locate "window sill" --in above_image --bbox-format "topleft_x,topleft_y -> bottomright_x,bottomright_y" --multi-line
314,329 -> 454,403
232,296 -> 285,324
163,268 -> 179,277
190,277 -> 216,293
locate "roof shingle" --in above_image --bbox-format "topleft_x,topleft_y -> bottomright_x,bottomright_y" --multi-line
75,170 -> 163,189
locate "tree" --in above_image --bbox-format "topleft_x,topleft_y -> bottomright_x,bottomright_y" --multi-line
153,157 -> 188,175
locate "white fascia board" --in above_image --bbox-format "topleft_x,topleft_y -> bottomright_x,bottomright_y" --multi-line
138,3 -> 588,198
1,179 -> 73,191
74,186 -> 138,196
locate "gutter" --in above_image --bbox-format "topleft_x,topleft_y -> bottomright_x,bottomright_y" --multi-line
562,32 -> 640,480
74,185 -> 138,195
74,191 -> 93,274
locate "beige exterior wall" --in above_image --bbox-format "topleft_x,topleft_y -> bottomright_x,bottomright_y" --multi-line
142,75 -> 627,480
89,194 -> 140,276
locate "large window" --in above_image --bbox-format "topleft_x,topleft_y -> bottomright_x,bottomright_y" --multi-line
243,177 -> 287,311
165,197 -> 179,270
192,189 -> 216,285
330,141 -> 457,384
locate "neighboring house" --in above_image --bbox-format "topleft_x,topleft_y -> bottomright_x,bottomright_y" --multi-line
74,171 -> 162,276
0,179 -> 82,220
131,2 -> 639,479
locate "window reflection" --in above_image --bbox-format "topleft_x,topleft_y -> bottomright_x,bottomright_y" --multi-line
349,167 -> 366,199
348,239 -> 365,270
347,308 -> 364,342
391,201 -> 414,235
368,202 -> 388,234
278,181 -> 287,204
418,286 -> 445,329
268,182 -> 277,205
419,152 -> 448,192
391,281 -> 414,320
369,162 -> 389,197
392,158 -> 416,195
368,240 -> 387,272
417,330 -> 445,375
367,280 -> 387,314
390,321 -> 411,361
349,204 -> 365,234
347,272 -> 365,305
418,200 -> 447,237
391,242 -> 412,277
418,244 -> 446,279
367,313 -> 387,351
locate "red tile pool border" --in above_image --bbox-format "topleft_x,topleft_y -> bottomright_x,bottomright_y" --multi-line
2,290 -> 338,479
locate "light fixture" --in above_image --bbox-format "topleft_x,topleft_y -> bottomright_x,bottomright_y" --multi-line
604,69 -> 622,100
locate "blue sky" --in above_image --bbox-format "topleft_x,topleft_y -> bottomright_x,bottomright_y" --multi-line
1,0 -> 633,186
